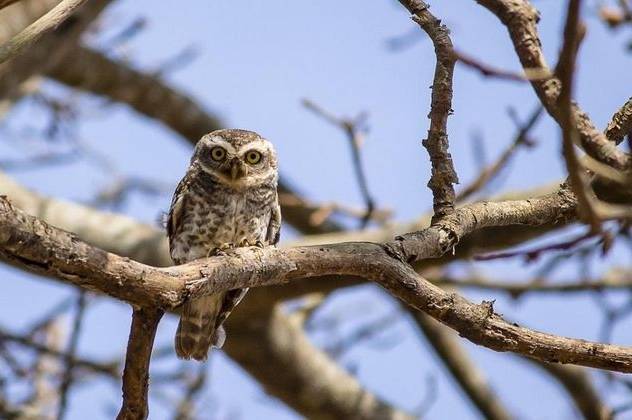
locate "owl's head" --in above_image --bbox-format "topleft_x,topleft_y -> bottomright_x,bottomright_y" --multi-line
192,129 -> 278,188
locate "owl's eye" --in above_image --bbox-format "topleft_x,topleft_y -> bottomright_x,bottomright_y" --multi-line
245,150 -> 262,164
210,147 -> 226,161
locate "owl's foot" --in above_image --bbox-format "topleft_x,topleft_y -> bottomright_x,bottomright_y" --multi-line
238,239 -> 266,248
207,243 -> 235,257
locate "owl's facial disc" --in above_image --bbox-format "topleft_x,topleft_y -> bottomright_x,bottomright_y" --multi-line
195,131 -> 277,188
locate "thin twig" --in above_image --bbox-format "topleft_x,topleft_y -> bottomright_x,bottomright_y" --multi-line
475,230 -> 597,261
432,269 -> 632,297
456,106 -> 541,202
173,365 -> 207,420
302,98 -> 376,228
454,49 -> 551,82
56,291 -> 88,420
0,327 -> 119,377
556,0 -> 602,233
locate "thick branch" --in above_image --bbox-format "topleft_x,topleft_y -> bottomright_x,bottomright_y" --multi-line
117,307 -> 164,420
0,0 -> 113,100
0,0 -> 87,64
0,174 -> 411,418
5,189 -> 632,372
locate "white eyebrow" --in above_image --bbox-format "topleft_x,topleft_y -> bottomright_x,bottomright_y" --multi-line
208,136 -> 237,154
237,139 -> 270,154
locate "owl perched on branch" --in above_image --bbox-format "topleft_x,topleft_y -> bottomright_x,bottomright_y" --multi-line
167,129 -> 281,361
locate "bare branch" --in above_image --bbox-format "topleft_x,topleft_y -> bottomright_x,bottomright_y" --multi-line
528,361 -> 612,420
412,312 -> 513,420
117,307 -> 164,420
0,0 -> 88,64
399,0 -> 459,221
556,0 -> 602,233
456,106 -> 541,203
432,269 -> 632,296
5,189 -> 632,372
605,97 -> 632,145
302,98 -> 377,227
476,0 -> 632,170
454,49 -> 550,82
55,291 -> 87,420
0,327 -> 119,377
0,0 -> 114,101
226,306 -> 416,420
0,0 -> 21,11
0,173 -> 415,418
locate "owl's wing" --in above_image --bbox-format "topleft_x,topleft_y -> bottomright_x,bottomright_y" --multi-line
266,193 -> 282,246
167,173 -> 192,264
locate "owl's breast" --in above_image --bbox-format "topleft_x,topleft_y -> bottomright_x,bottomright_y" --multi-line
171,191 -> 270,263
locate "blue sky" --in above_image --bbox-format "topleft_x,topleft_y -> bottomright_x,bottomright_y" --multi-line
1,0 -> 631,418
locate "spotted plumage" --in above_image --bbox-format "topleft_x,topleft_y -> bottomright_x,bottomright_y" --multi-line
168,129 -> 281,361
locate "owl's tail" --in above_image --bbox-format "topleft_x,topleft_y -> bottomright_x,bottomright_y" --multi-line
175,293 -> 226,361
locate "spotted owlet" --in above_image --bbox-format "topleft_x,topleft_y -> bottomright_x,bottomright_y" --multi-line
167,129 -> 281,361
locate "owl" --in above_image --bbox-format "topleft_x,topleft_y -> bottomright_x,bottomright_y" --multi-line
167,129 -> 281,361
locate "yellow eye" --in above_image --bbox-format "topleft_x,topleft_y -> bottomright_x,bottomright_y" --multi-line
245,150 -> 262,164
210,147 -> 226,161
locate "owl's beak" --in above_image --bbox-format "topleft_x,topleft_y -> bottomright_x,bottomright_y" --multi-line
230,160 -> 247,180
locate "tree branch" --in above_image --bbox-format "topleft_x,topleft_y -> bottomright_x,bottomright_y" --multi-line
227,306 -> 416,420
412,312 -> 512,420
0,0 -> 88,64
0,0 -> 21,11
528,360 -> 612,420
116,307 -> 163,420
0,173 -> 414,419
605,97 -> 632,145
399,0 -> 459,220
0,0 -> 114,101
4,188 -> 632,372
476,0 -> 632,170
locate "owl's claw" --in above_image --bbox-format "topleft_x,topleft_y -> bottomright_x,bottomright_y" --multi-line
207,243 -> 235,257
237,239 -> 266,248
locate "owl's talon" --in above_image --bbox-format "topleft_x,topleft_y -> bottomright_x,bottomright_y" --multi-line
207,248 -> 225,257
208,243 -> 235,257
255,241 -> 265,248
238,239 -> 251,247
